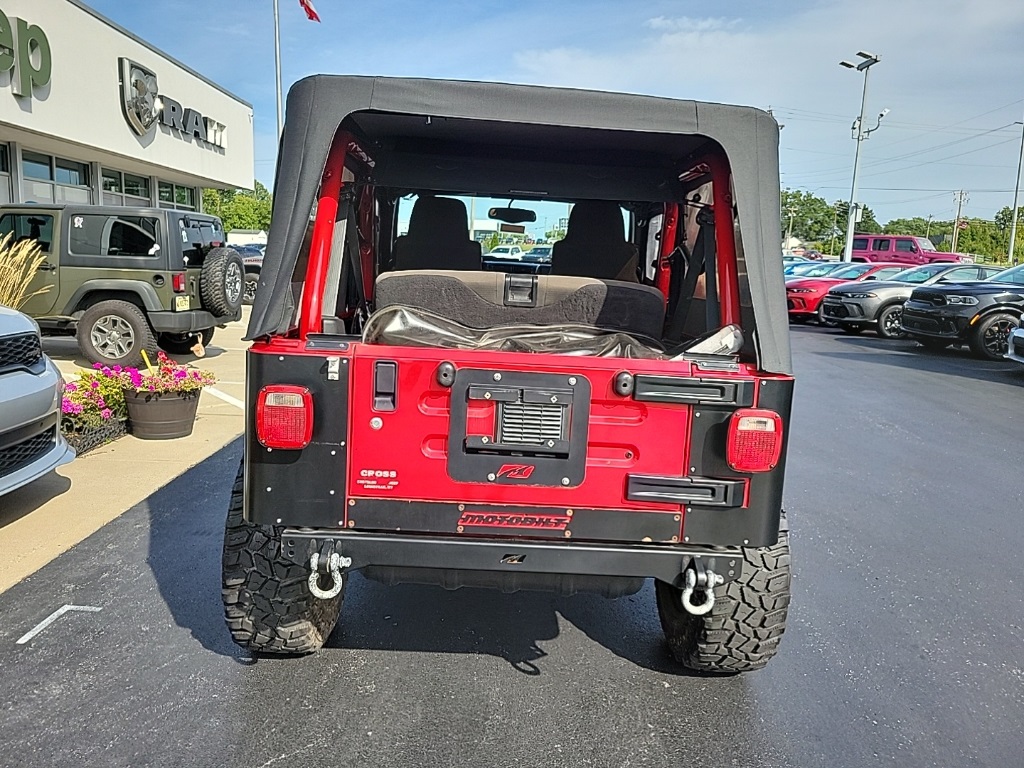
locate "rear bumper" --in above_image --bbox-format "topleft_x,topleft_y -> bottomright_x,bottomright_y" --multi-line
148,308 -> 241,333
281,530 -> 743,588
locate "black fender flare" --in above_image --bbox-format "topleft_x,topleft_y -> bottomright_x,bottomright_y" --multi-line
63,280 -> 164,315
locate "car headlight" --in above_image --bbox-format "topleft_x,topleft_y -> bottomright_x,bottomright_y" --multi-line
946,295 -> 979,305
844,293 -> 876,299
788,288 -> 815,294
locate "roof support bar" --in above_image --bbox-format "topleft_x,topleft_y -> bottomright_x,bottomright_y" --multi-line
704,152 -> 741,327
655,202 -> 679,305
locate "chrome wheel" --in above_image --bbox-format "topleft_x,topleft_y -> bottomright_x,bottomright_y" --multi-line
225,261 -> 243,306
90,315 -> 136,359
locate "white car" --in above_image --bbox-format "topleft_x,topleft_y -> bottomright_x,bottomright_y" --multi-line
0,305 -> 74,496
485,245 -> 524,261
1006,325 -> 1024,365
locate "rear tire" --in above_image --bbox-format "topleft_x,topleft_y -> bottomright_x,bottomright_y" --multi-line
243,272 -> 260,305
876,304 -> 906,339
968,312 -> 1018,360
158,328 -> 214,355
656,513 -> 790,674
222,457 -> 342,654
77,299 -> 157,367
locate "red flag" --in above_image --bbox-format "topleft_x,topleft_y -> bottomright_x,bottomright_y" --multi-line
298,0 -> 320,22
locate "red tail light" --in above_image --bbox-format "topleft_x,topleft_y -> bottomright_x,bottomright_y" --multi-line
256,386 -> 314,450
726,408 -> 783,473
172,273 -> 186,293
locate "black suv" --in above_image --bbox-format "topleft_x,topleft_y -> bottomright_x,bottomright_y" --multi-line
2,204 -> 244,366
901,263 -> 1024,359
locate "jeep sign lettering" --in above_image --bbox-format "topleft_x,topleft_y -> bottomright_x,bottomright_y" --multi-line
0,6 -> 52,98
119,57 -> 227,149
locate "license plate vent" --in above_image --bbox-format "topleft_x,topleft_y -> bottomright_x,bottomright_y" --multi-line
499,402 -> 565,445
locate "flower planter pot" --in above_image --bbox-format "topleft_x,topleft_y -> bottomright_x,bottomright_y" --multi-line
124,389 -> 202,440
61,418 -> 129,456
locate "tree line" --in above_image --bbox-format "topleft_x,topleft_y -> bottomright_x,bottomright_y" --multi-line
201,181 -> 273,232
781,188 -> 1023,261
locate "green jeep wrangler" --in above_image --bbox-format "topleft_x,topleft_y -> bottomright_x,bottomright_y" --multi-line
1,204 -> 244,366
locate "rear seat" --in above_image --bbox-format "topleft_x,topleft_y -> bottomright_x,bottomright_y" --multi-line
375,270 -> 665,340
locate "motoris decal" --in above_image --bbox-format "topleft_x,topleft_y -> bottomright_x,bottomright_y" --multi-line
496,464 -> 535,480
457,512 -> 571,530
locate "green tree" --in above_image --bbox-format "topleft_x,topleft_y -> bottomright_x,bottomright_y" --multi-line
202,182 -> 272,232
780,189 -> 838,242
832,200 -> 881,235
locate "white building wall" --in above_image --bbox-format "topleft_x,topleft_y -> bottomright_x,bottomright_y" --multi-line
0,0 -> 253,190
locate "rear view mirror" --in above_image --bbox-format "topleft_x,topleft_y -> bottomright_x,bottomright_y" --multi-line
489,207 -> 536,224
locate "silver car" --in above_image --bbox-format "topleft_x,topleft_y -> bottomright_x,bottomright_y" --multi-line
1007,325 -> 1024,366
821,263 -> 1001,338
0,305 -> 74,496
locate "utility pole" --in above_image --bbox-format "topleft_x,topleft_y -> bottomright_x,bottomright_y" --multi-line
785,207 -> 796,249
926,214 -> 933,239
839,51 -> 885,262
951,190 -> 968,254
829,203 -> 840,256
1007,117 -> 1024,266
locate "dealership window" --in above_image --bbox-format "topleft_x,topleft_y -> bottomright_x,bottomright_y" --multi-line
158,181 -> 197,211
20,150 -> 92,205
103,169 -> 152,207
68,214 -> 160,257
0,145 -> 10,205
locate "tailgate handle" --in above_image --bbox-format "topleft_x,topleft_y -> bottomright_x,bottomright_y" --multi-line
504,274 -> 538,307
373,361 -> 397,411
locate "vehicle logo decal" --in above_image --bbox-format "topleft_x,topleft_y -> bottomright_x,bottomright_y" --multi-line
458,512 -> 571,531
496,464 -> 535,480
119,59 -> 161,137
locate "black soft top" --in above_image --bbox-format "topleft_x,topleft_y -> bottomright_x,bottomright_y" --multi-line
250,75 -> 790,374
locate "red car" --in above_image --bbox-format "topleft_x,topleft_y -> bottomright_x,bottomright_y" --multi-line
787,262 -> 905,324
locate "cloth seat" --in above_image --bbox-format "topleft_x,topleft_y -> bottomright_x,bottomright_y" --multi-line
550,201 -> 638,282
375,270 -> 665,339
393,196 -> 482,271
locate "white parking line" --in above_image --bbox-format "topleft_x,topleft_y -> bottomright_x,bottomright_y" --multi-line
16,605 -> 102,645
205,387 -> 245,410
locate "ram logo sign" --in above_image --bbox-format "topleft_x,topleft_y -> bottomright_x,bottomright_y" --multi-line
118,58 -> 227,149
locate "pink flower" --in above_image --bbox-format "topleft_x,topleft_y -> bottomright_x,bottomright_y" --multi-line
100,408 -> 113,420
65,382 -> 77,392
174,369 -> 188,380
90,380 -> 100,389
112,365 -> 123,374
93,362 -> 103,370
129,370 -> 143,388
96,398 -> 106,408
101,366 -> 112,376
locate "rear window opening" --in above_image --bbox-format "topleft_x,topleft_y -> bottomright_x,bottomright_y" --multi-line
287,114 -> 758,364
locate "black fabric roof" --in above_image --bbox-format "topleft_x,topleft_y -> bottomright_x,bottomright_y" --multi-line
248,75 -> 790,374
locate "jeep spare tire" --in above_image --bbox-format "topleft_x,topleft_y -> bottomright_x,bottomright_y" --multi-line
200,247 -> 245,317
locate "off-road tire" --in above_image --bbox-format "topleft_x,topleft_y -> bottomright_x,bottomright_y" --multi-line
967,312 -> 1018,361
840,323 -> 864,335
77,299 -> 158,368
243,272 -> 260,305
912,335 -> 952,351
876,304 -> 906,339
222,458 -> 342,654
656,513 -> 790,674
157,328 -> 214,355
200,247 -> 245,317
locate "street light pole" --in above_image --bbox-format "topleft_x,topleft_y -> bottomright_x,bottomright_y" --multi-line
839,51 -> 884,262
1007,117 -> 1024,266
273,0 -> 284,139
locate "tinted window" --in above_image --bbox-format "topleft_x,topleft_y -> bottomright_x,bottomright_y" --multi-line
940,267 -> 981,282
915,237 -> 937,252
891,265 -> 945,283
68,214 -> 160,257
0,213 -> 54,252
872,238 -> 891,251
852,237 -> 869,250
22,151 -> 52,181
870,267 -> 904,280
894,239 -> 915,252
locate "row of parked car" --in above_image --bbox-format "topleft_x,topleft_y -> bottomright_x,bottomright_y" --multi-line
785,259 -> 1024,363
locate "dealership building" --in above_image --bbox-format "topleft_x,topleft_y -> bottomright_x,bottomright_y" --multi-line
0,0 -> 254,211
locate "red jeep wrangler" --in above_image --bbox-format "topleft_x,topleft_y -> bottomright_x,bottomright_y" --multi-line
222,76 -> 794,674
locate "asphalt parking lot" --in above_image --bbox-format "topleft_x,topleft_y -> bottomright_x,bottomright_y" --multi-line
1,326 -> 1022,768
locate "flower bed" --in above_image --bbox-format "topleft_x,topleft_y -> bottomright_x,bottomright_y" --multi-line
60,353 -> 217,451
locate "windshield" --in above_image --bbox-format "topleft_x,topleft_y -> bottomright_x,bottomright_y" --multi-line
891,265 -> 946,284
992,264 -> 1024,285
800,263 -> 844,277
489,247 -> 512,254
829,264 -> 874,280
530,246 -> 552,256
915,237 -> 937,252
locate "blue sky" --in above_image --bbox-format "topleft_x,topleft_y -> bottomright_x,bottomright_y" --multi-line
89,0 -> 1024,226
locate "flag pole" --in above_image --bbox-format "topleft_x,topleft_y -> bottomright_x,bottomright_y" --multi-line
273,0 -> 283,139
